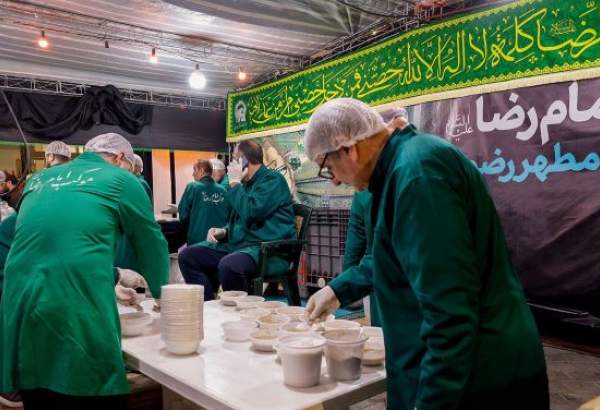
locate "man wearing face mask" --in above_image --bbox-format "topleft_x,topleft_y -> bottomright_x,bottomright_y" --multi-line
44,141 -> 71,168
178,141 -> 296,301
210,159 -> 229,191
0,132 -> 168,409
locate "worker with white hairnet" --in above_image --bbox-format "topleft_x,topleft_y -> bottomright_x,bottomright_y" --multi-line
210,158 -> 229,190
132,154 -> 152,199
44,141 -> 71,168
0,132 -> 168,408
303,98 -> 548,409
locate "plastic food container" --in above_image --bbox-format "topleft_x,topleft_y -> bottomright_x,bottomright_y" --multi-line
279,322 -> 314,338
361,326 -> 384,339
363,337 -> 385,366
276,306 -> 306,323
250,328 -> 280,352
323,319 -> 361,332
236,295 -> 266,310
219,291 -> 248,306
258,300 -> 287,312
322,330 -> 369,381
222,320 -> 258,342
278,335 -> 326,388
257,313 -> 290,330
120,312 -> 153,337
239,308 -> 270,322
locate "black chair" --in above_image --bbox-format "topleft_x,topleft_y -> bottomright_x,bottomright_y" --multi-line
249,203 -> 313,306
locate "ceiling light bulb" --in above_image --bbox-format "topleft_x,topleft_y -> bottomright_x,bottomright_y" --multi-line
149,47 -> 158,64
238,71 -> 247,81
38,30 -> 48,48
189,64 -> 206,89
371,30 -> 377,35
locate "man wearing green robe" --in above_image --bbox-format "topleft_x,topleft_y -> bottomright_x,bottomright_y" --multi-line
0,133 -> 168,408
178,159 -> 230,246
133,154 -> 152,200
329,191 -> 382,325
304,98 -> 548,410
179,141 -> 296,301
211,158 -> 229,191
0,213 -> 16,301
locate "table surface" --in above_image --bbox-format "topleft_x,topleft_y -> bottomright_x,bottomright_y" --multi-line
120,300 -> 386,410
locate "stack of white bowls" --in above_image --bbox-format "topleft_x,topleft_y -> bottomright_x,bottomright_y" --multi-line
160,284 -> 204,355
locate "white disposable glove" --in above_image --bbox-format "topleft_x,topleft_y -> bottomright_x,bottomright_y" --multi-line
305,286 -> 341,323
227,160 -> 243,186
118,268 -> 148,290
115,284 -> 138,306
207,227 -> 227,243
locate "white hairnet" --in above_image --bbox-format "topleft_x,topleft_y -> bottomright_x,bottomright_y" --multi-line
0,171 -> 6,183
210,159 -> 226,170
45,141 -> 71,158
304,98 -> 386,162
381,107 -> 408,123
133,154 -> 143,169
84,133 -> 134,162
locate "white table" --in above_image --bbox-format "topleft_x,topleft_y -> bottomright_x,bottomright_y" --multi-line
120,300 -> 386,410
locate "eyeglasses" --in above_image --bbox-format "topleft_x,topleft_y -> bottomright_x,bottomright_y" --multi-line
318,153 -> 334,180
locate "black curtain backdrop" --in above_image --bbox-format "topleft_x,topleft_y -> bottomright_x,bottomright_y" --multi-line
0,87 -> 226,151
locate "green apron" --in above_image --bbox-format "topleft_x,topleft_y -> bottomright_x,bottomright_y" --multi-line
0,213 -> 17,296
0,152 -> 169,396
195,165 -> 296,274
178,176 -> 230,246
330,191 -> 381,325
336,126 -> 548,409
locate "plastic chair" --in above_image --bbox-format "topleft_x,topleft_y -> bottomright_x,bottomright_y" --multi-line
249,203 -> 312,306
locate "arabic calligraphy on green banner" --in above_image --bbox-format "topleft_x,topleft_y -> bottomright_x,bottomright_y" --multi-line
227,0 -> 600,139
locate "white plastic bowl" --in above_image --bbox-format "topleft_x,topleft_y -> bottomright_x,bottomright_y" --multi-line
220,290 -> 248,306
222,320 -> 258,342
240,308 -> 270,322
361,326 -> 383,339
323,319 -> 361,332
257,313 -> 290,330
120,312 -> 152,337
250,328 -> 280,352
280,322 -> 314,338
258,301 -> 287,312
276,306 -> 306,323
363,338 -> 385,366
164,339 -> 199,355
236,295 -> 266,310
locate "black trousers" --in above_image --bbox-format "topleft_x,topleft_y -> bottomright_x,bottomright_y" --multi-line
21,389 -> 127,410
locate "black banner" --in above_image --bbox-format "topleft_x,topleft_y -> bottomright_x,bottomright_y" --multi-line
412,78 -> 600,314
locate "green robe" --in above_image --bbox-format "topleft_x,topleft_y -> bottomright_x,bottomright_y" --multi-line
0,152 -> 169,396
137,174 -> 152,201
178,176 -> 230,246
195,165 -> 296,274
0,214 -> 17,296
114,173 -> 154,271
330,191 -> 381,326
218,174 -> 230,191
334,126 -> 548,409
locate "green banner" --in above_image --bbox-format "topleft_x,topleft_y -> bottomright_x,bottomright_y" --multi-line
227,0 -> 600,139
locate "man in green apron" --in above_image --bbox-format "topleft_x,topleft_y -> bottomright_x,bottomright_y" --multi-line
179,159 -> 230,246
179,141 -> 296,301
0,133 -> 169,409
304,98 -> 549,410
